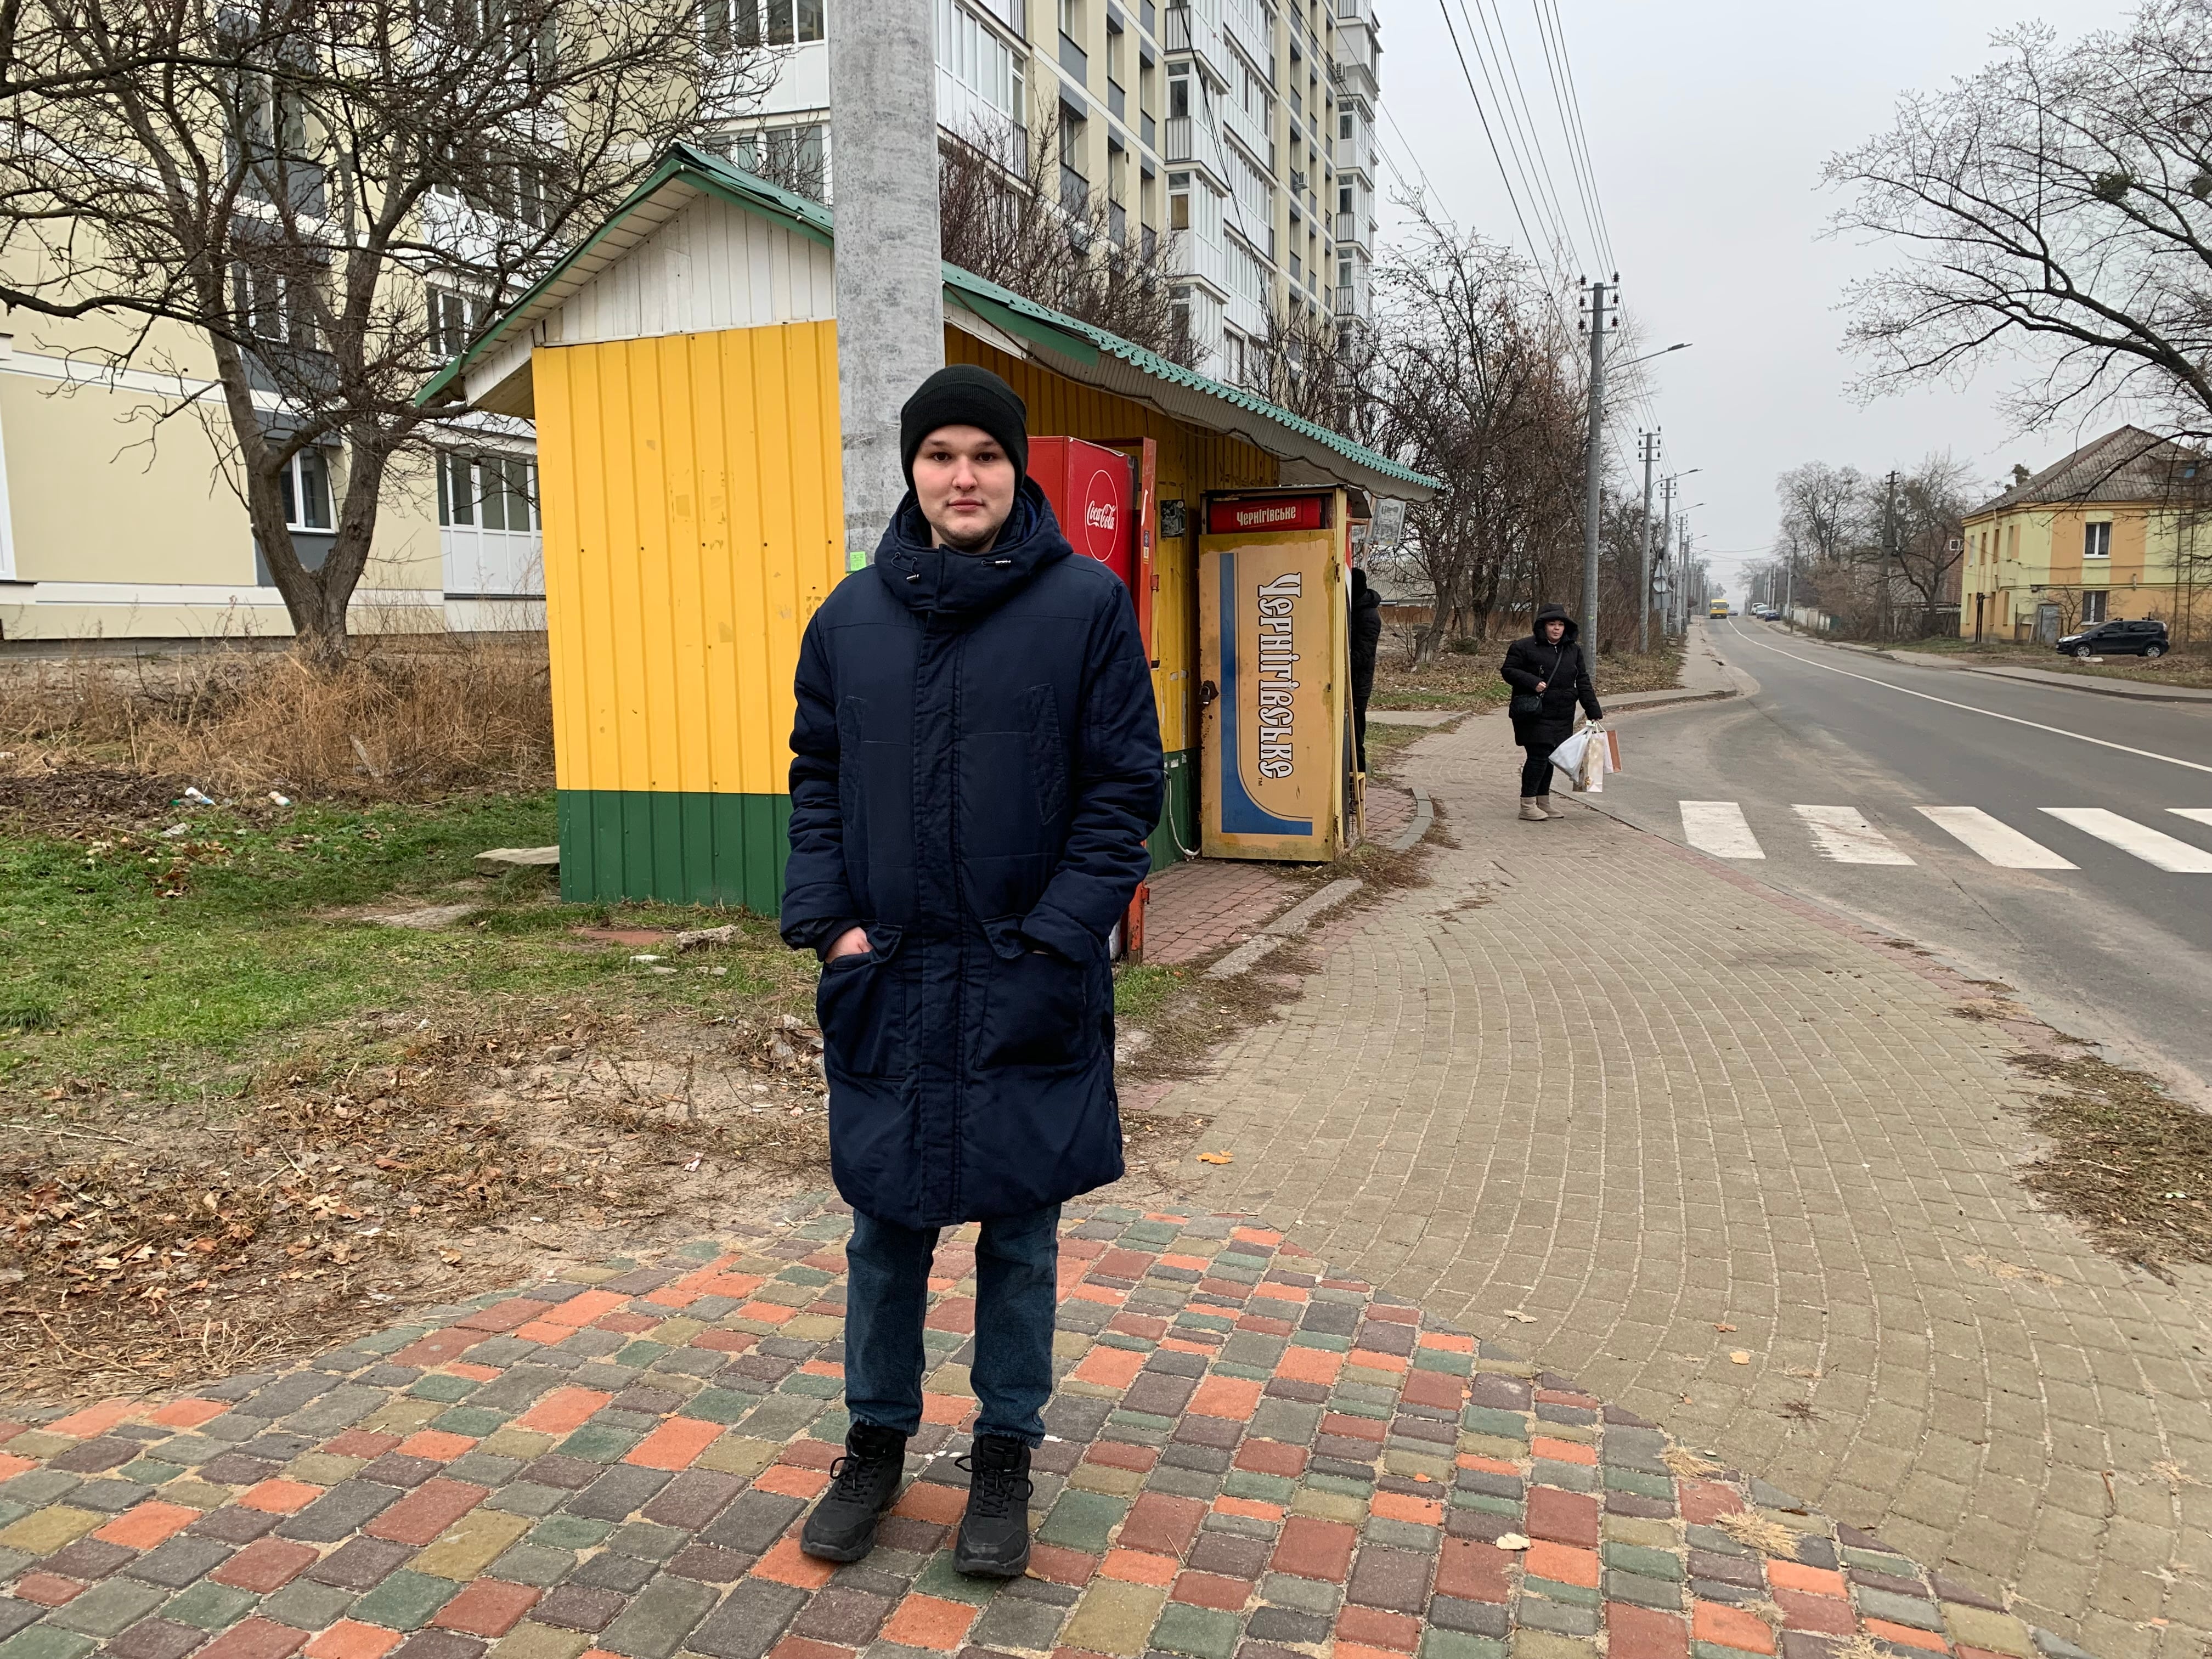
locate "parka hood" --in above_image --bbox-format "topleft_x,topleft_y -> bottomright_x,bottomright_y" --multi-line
1531,603 -> 1579,645
873,477 -> 1072,620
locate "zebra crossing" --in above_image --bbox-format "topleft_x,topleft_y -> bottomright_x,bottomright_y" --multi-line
1676,800 -> 2212,872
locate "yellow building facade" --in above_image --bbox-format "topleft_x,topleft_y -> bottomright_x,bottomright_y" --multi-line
433,144 -> 1431,911
0,281 -> 538,642
1958,425 -> 2209,645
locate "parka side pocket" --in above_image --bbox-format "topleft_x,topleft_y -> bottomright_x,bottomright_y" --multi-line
1022,684 -> 1068,823
816,922 -> 906,1079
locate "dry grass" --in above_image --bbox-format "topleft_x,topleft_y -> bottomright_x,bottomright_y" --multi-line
1370,625 -> 1685,712
2,998 -> 837,1406
0,637 -> 554,801
1713,1509 -> 1808,1557
2008,1051 -> 2212,1274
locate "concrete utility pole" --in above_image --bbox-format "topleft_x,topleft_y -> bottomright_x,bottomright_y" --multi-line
1657,474 -> 1675,635
1579,277 -> 1612,653
1637,430 -> 1658,652
830,0 -> 944,563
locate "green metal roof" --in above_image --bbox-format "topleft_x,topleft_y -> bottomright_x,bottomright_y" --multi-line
422,140 -> 1437,497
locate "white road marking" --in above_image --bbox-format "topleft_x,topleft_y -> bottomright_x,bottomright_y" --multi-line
1794,805 -> 1916,865
1722,627 -> 2212,777
2042,808 -> 2212,872
2170,808 -> 2212,830
1915,806 -> 2077,870
1679,800 -> 1764,859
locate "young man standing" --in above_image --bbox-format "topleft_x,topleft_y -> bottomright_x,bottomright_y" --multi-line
781,364 -> 1164,1577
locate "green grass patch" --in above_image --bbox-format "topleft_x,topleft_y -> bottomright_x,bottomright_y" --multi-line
1114,962 -> 1189,1024
0,791 -> 811,1097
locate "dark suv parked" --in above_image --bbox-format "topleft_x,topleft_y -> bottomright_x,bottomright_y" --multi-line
2055,618 -> 2169,658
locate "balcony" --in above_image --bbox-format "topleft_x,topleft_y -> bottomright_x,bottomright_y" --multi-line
1109,202 -> 1127,244
1109,78 -> 1125,117
1059,31 -> 1087,78
1163,1 -> 1227,78
1060,163 -> 1090,213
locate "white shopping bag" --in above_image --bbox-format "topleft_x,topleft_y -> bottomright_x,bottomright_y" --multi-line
1548,729 -> 1594,790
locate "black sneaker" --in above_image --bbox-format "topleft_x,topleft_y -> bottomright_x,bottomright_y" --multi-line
800,1423 -> 908,1561
952,1434 -> 1034,1577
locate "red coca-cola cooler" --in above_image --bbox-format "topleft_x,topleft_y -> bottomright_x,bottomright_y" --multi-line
1030,435 -> 1160,958
1029,435 -> 1156,663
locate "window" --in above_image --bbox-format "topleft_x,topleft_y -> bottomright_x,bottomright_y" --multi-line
736,123 -> 828,199
281,448 -> 333,532
2083,521 -> 2112,558
2080,590 -> 2108,624
703,0 -> 762,49
1059,0 -> 1080,36
1339,110 -> 1352,140
428,285 -> 482,358
234,261 -> 318,347
437,453 -> 539,532
1168,71 -> 1189,117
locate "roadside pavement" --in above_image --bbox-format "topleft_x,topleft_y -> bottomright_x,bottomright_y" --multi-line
1170,706 -> 2212,1659
0,1200 -> 2098,1659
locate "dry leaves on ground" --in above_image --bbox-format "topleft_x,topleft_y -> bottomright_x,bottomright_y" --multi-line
2,1007 -> 837,1404
2008,1051 -> 2212,1273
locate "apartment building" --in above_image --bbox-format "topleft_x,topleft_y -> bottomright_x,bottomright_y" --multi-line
726,0 -> 1384,383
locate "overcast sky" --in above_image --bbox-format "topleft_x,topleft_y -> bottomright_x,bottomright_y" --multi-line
1373,0 -> 2121,600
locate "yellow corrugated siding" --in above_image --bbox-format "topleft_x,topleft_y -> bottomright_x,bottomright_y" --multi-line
536,323 -> 844,795
943,331 -> 1276,753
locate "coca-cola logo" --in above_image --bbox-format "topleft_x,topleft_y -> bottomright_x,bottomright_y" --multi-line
1080,467 -> 1122,564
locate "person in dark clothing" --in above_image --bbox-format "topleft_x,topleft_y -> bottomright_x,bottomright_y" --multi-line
781,363 -> 1164,1579
1499,602 -> 1602,820
1348,563 -> 1383,771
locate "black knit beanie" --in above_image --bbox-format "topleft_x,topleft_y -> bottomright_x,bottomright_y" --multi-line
899,364 -> 1029,488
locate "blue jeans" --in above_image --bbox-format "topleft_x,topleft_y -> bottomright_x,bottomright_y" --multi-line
843,1203 -> 1060,1446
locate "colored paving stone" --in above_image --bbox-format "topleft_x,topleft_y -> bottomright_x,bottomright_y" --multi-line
0,1207 -> 2098,1659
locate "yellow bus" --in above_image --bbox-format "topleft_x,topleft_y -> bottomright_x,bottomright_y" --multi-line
1709,600 -> 1730,619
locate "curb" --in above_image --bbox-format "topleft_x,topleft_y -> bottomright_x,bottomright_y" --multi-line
1602,688 -> 1736,716
1387,782 -> 1434,851
1958,664 -> 2212,704
1205,785 -> 1435,979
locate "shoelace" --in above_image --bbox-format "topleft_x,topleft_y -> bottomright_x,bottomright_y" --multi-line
954,1453 -> 1034,1520
825,1448 -> 895,1502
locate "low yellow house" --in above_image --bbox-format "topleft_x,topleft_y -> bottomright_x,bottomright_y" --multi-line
1958,425 -> 2210,645
425,143 -> 1434,912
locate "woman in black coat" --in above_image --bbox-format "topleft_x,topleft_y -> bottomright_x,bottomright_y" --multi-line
1499,602 -> 1603,819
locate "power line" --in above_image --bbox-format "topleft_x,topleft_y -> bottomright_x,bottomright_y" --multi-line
1457,0 -> 1578,268
1430,0 -> 1542,264
1530,0 -> 1612,272
1466,0 -> 1583,268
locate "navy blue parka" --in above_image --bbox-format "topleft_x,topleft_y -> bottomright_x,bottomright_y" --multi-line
782,480 -> 1165,1229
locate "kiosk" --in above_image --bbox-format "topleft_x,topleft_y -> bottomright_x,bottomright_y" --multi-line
1197,489 -> 1353,862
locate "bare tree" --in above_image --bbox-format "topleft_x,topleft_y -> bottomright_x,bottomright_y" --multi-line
1368,206 -> 1583,664
1829,2 -> 2212,439
0,0 -> 761,659
1243,301 -> 1374,436
1889,453 -> 1977,633
938,116 -> 1193,365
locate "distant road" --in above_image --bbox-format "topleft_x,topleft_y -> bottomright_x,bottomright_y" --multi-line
1593,620 -> 2212,1093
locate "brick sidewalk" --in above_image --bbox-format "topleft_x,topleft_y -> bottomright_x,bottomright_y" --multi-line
1142,786 -> 1414,968
1171,710 -> 2212,1659
0,1205 -> 2078,1659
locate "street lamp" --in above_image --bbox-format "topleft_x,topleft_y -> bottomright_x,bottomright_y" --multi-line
1613,341 -> 1691,370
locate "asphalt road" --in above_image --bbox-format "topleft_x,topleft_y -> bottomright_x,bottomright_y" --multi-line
1592,620 -> 2212,1096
